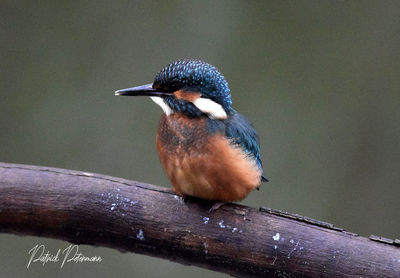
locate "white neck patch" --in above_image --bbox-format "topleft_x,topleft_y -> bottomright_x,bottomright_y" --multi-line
150,96 -> 172,116
150,96 -> 227,120
193,97 -> 227,120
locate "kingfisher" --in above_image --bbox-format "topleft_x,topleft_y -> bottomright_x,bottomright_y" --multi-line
115,59 -> 268,207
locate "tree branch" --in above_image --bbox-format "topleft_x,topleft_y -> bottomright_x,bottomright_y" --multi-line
0,162 -> 399,277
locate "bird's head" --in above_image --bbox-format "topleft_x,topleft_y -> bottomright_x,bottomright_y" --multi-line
115,59 -> 232,120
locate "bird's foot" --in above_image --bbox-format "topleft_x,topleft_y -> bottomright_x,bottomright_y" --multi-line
209,202 -> 226,213
173,193 -> 187,204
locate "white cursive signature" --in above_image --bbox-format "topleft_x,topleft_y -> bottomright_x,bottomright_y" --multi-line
27,244 -> 102,269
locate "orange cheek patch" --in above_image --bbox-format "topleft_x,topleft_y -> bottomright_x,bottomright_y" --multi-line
174,90 -> 201,102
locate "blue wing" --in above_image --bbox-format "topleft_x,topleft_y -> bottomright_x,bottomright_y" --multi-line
224,111 -> 268,182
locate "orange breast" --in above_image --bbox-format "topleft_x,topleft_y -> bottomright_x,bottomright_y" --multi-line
156,113 -> 261,202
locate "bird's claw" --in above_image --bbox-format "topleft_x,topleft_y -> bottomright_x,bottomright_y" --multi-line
209,202 -> 226,213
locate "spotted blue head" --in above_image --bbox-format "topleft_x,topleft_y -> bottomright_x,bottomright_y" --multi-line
115,59 -> 232,119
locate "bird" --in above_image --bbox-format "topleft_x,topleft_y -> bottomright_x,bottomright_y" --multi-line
115,59 -> 268,208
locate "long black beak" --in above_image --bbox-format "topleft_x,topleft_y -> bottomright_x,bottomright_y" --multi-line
114,83 -> 172,97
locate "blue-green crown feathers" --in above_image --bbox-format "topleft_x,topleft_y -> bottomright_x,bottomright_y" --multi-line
153,59 -> 232,111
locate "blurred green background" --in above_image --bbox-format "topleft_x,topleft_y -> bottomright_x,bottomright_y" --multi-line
1,1 -> 399,277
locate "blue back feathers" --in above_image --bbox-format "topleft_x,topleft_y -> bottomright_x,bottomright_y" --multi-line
204,111 -> 263,172
224,112 -> 263,171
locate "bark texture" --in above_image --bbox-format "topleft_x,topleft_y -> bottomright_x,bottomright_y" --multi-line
0,162 -> 399,277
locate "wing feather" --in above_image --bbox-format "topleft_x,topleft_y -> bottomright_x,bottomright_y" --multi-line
224,111 -> 268,182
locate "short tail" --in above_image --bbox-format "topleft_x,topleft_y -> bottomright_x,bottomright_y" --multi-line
256,175 -> 269,190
